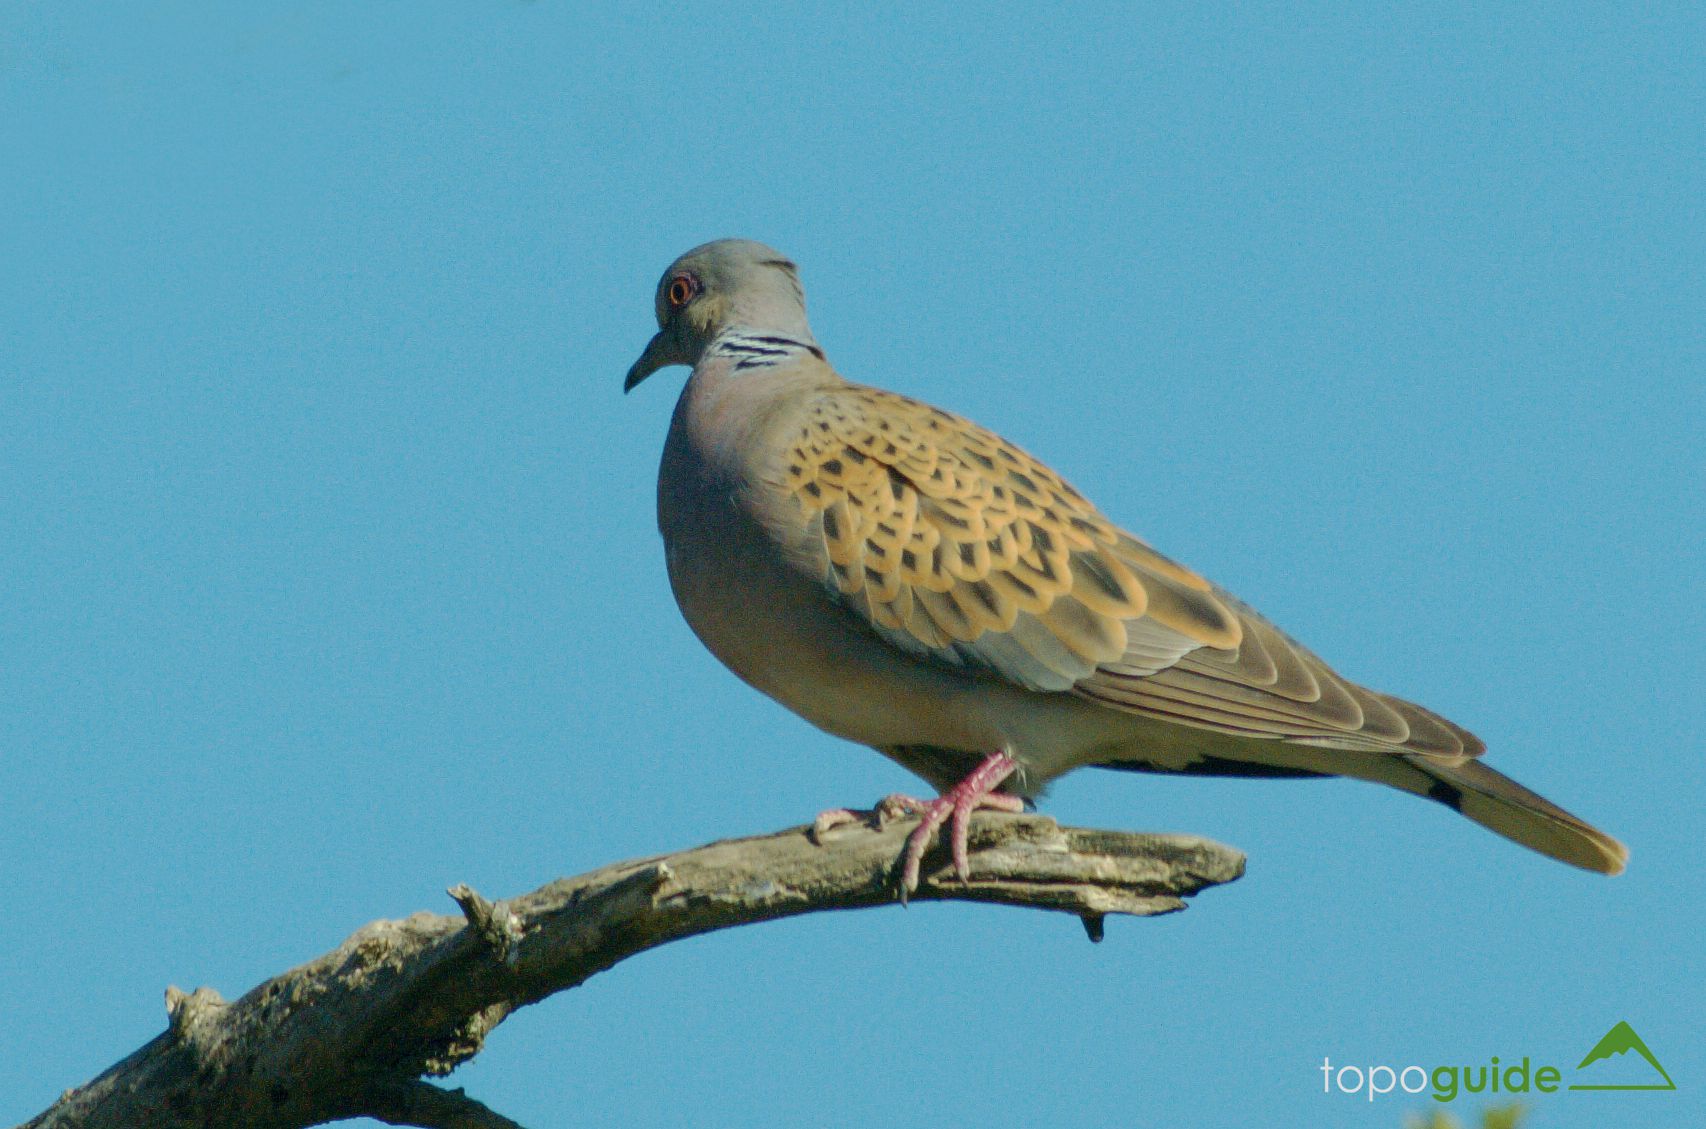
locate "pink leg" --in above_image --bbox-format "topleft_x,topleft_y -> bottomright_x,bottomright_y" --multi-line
894,751 -> 1023,899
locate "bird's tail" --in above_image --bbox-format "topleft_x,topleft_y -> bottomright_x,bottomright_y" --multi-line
1374,754 -> 1628,875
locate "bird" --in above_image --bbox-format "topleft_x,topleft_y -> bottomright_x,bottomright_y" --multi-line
623,237 -> 1627,894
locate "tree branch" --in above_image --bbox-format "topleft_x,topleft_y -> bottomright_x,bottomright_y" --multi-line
362,1081 -> 526,1129
20,812 -> 1243,1129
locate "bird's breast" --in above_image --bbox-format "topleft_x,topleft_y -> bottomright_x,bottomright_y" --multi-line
657,390 -> 983,752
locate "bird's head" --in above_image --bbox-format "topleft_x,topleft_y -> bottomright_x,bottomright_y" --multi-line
624,238 -> 815,391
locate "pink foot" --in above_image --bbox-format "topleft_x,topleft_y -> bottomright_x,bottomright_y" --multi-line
810,807 -> 863,844
892,752 -> 1024,900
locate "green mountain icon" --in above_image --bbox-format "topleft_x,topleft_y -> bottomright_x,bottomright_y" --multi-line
1568,1020 -> 1676,1091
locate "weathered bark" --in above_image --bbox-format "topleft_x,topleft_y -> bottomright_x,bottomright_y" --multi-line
22,812 -> 1243,1129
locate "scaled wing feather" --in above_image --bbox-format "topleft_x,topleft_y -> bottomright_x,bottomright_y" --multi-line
771,384 -> 1481,759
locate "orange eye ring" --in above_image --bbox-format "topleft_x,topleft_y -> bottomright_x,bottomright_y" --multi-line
666,274 -> 698,307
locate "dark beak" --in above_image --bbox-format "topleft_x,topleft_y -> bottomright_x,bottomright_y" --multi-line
624,332 -> 674,393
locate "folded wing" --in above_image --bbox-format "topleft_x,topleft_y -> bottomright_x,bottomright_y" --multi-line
769,384 -> 1480,761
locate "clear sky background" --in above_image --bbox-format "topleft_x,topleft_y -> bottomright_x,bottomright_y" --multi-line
3,4 -> 1702,1128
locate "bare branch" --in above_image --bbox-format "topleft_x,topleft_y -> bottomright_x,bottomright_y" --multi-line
21,812 -> 1243,1129
362,1081 -> 526,1129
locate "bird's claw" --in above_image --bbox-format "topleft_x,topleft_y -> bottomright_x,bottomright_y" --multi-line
894,752 -> 1022,901
809,807 -> 863,844
811,752 -> 1023,901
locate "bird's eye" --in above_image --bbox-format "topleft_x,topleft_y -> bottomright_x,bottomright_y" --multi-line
666,274 -> 698,307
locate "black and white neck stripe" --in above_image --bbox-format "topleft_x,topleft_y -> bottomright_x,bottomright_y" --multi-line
712,330 -> 825,371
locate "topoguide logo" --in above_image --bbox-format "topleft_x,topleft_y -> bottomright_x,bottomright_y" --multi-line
1320,1020 -> 1676,1105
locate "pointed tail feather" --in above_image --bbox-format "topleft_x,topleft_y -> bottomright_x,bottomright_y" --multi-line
1384,755 -> 1628,875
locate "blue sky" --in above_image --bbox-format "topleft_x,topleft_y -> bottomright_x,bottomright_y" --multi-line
2,4 -> 1702,1127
